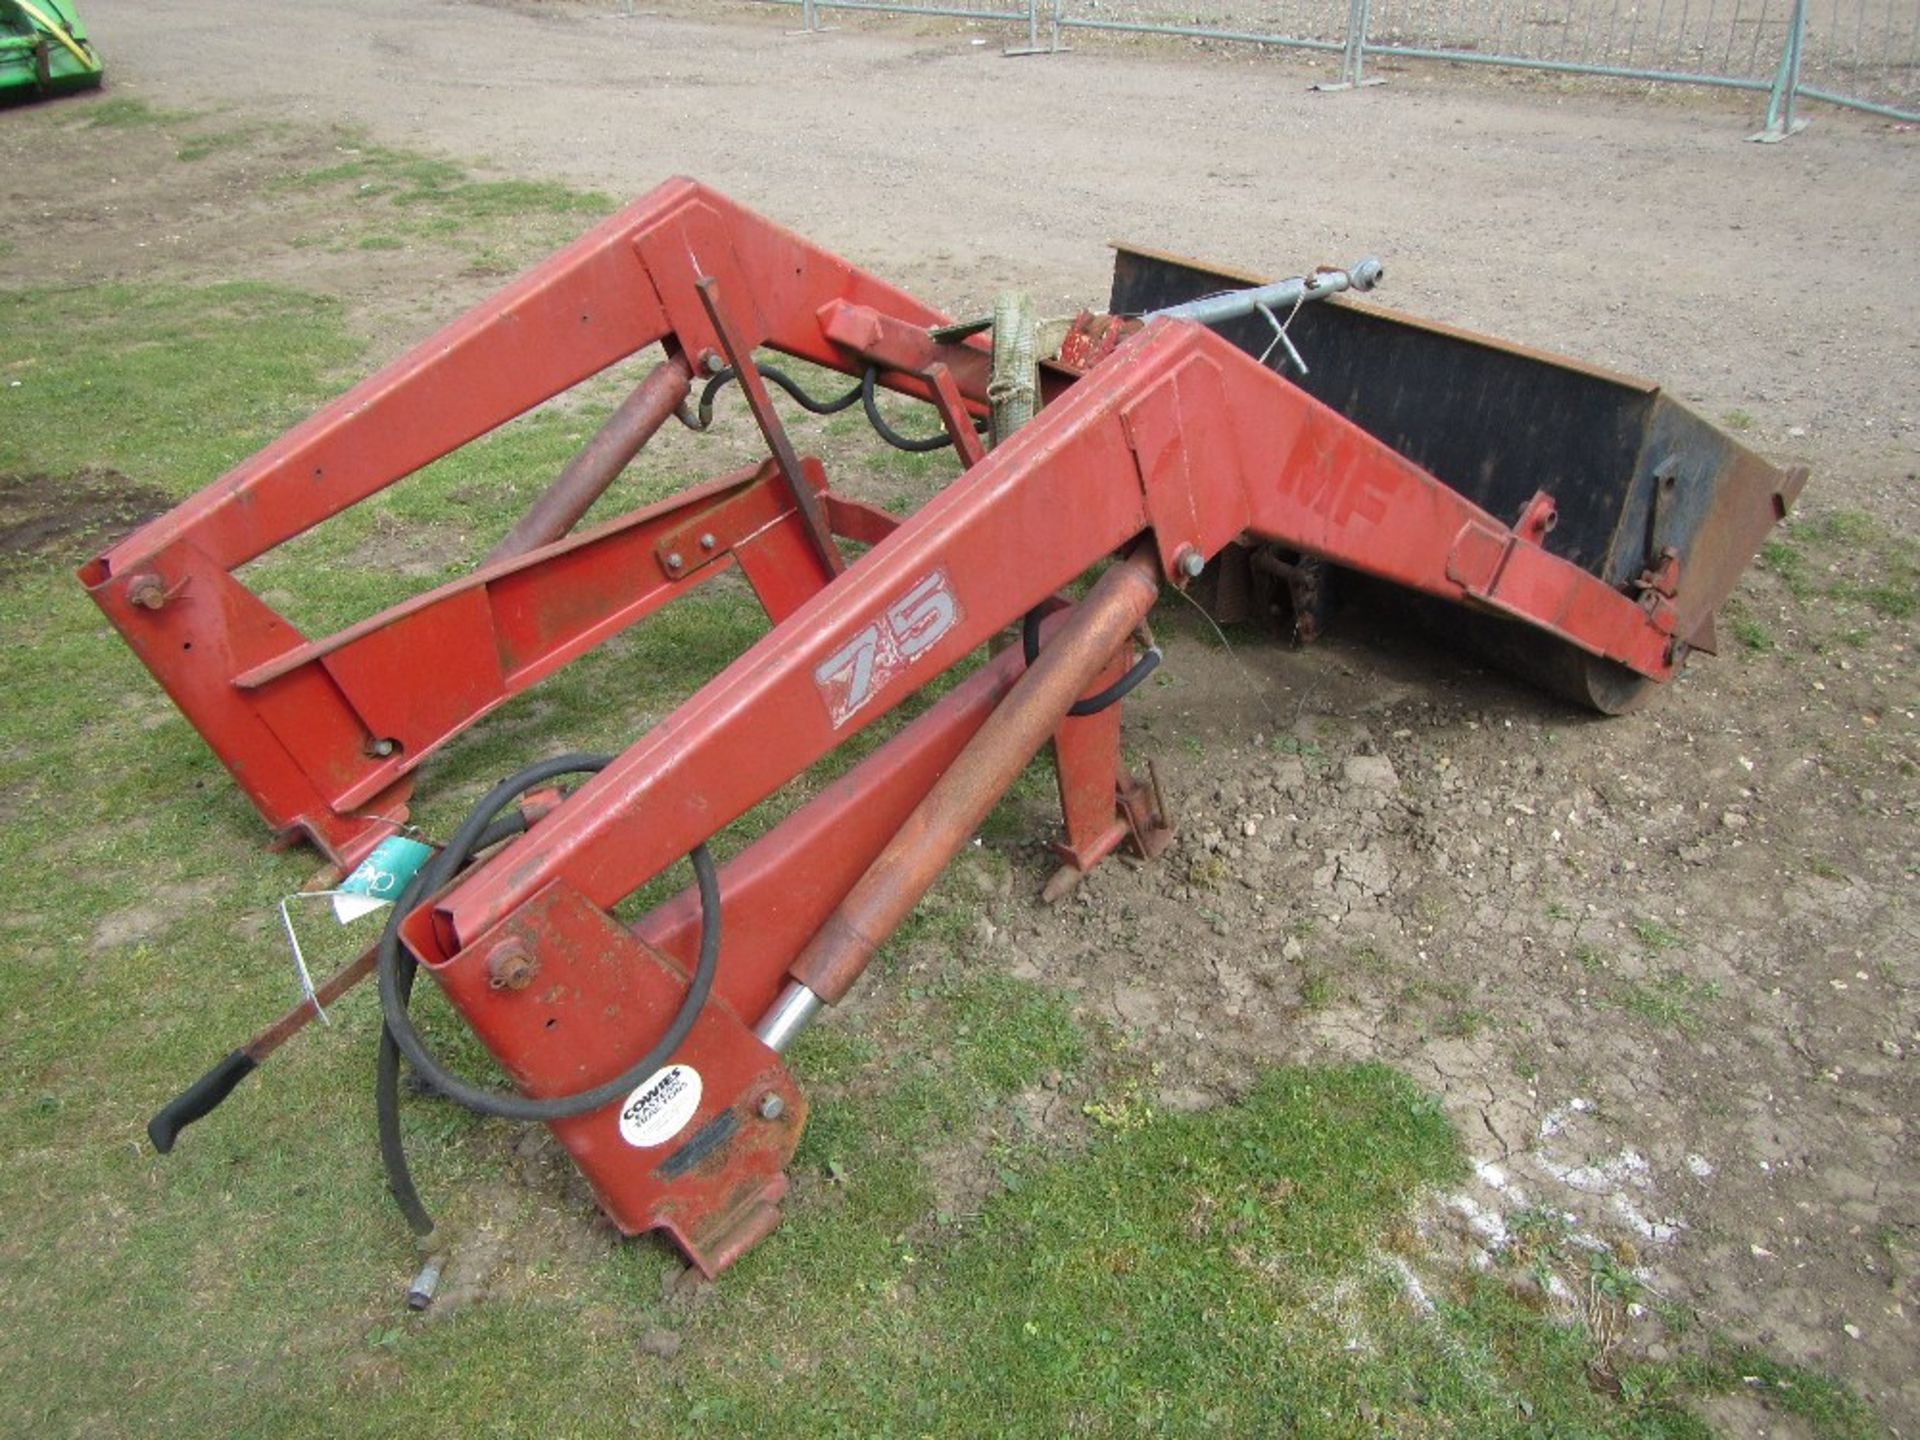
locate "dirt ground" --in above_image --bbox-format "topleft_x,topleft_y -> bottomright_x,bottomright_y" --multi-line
12,0 -> 1917,1428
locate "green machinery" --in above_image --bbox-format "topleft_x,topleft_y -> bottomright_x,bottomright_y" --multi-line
1,0 -> 103,100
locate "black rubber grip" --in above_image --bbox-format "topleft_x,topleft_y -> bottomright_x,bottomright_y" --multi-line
148,1050 -> 257,1154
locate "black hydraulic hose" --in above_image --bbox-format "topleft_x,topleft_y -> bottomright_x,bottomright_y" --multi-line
377,753 -> 720,1121
374,753 -> 722,1231
375,965 -> 434,1235
1022,608 -> 1163,716
860,365 -> 964,453
687,355 -> 986,455
690,363 -> 862,430
375,811 -> 527,1237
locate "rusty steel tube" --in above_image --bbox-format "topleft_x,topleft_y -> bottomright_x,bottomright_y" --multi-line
791,546 -> 1161,1005
484,354 -> 694,565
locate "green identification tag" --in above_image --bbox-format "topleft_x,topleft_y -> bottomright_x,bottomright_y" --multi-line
331,836 -> 434,923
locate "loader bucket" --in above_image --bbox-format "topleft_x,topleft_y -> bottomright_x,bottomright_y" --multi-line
1109,244 -> 1807,712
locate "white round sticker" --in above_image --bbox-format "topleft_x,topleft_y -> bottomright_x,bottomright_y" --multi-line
617,1064 -> 703,1148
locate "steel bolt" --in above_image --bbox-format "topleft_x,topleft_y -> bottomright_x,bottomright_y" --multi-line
366,737 -> 398,759
1177,548 -> 1206,580
487,940 -> 538,991
127,574 -> 167,610
698,533 -> 717,552
757,1092 -> 786,1121
703,352 -> 727,375
665,551 -> 684,571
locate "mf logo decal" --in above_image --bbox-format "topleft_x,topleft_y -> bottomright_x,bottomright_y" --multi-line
814,569 -> 961,729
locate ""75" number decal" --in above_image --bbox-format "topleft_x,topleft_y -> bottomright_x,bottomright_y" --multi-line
813,569 -> 962,729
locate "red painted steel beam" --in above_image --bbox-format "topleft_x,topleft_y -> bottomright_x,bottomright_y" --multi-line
78,179 -> 973,866
792,548 -> 1160,1005
86,179 -> 958,577
411,317 -> 1677,984
405,600 -> 1154,1269
81,175 -> 1680,889
384,314 -> 1684,1272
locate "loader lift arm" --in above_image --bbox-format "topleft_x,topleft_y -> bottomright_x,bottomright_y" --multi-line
384,314 -> 1691,1275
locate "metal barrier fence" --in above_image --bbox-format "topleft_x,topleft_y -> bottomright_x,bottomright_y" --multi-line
772,0 -> 1920,134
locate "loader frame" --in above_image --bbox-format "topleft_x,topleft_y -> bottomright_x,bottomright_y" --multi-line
87,179 -> 1801,1275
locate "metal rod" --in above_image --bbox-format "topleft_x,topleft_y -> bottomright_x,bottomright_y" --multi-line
1761,0 -> 1810,137
1145,258 -> 1384,328
694,277 -> 846,577
789,547 -> 1161,1006
774,0 -> 1041,21
1341,0 -> 1372,86
1794,84 -> 1919,123
1056,15 -> 1347,53
485,356 -> 693,566
1354,42 -> 1779,89
407,1254 -> 446,1311
754,981 -> 825,1053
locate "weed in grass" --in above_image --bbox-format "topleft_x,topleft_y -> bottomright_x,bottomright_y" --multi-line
1081,1070 -> 1160,1133
465,246 -> 517,277
1506,1204 -> 1573,1259
1299,969 -> 1339,1009
1773,508 -> 1920,630
416,176 -> 615,220
357,235 -> 405,251
1721,408 -> 1755,431
1349,943 -> 1391,975
1272,732 -> 1327,763
1185,851 -> 1230,890
1800,510 -> 1881,548
177,127 -> 259,162
1761,535 -> 1813,598
78,95 -> 191,128
1631,916 -> 1686,952
1683,1343 -> 1883,1438
1731,614 -> 1776,652
1619,970 -> 1720,1038
287,140 -> 615,222
1437,1006 -> 1494,1040
1834,578 -> 1916,621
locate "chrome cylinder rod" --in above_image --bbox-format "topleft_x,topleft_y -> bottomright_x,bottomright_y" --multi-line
1144,257 -> 1384,327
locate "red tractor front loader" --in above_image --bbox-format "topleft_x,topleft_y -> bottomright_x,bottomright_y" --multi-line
83,179 -> 1802,1280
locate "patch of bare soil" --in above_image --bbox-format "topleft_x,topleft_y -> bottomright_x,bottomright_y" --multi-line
989,586 -> 1916,1422
0,468 -> 171,577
